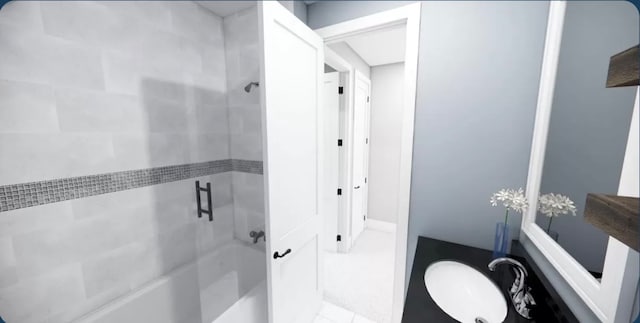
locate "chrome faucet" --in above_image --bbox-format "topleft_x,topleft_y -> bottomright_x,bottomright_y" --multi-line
249,230 -> 265,244
488,257 -> 536,319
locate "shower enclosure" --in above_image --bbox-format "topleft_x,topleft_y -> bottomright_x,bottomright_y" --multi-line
0,2 -> 267,322
0,1 -> 327,322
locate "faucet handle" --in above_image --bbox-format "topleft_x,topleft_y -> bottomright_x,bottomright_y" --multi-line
519,288 -> 537,312
523,288 -> 536,306
249,230 -> 266,243
509,268 -> 521,294
512,288 -> 536,319
489,257 -> 535,319
509,267 -> 528,295
516,302 -> 532,319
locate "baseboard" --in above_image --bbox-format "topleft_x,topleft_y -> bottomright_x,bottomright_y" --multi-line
366,219 -> 397,233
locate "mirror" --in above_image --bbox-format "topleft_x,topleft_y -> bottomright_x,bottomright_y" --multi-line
522,1 -> 639,320
533,1 -> 637,280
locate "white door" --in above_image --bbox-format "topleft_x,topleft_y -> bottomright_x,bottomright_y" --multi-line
350,71 -> 371,244
361,75 -> 372,232
323,72 -> 340,252
259,2 -> 324,323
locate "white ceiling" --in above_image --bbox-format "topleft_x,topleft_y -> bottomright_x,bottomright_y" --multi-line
342,25 -> 406,67
197,1 -> 255,17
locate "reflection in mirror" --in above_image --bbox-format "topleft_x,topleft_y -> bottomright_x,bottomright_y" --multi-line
535,1 -> 638,279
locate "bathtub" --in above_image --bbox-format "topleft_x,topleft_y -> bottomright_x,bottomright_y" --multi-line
212,280 -> 267,323
199,241 -> 267,323
76,240 -> 267,323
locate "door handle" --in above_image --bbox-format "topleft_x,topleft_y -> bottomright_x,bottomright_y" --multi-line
195,181 -> 213,221
273,249 -> 292,259
354,186 -> 360,189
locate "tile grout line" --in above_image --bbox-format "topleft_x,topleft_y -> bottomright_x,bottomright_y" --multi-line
0,158 -> 262,213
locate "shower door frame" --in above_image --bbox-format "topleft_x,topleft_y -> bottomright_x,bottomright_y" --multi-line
314,3 -> 421,323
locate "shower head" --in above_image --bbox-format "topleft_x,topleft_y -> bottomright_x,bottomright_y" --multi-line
244,82 -> 259,93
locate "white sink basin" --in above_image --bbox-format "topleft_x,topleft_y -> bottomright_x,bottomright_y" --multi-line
424,261 -> 507,323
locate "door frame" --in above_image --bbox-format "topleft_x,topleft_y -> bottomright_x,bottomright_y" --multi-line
315,3 -> 421,323
322,71 -> 340,253
324,46 -> 356,253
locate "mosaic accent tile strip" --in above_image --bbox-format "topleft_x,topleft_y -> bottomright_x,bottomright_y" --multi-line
231,159 -> 263,174
0,159 -> 262,213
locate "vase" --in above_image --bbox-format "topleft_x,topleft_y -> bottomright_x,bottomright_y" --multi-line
493,222 -> 510,259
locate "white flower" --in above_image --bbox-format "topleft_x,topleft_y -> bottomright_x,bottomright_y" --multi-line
490,189 -> 509,206
490,188 -> 528,214
538,193 -> 577,218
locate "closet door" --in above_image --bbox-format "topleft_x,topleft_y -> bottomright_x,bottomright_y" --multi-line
258,2 -> 325,323
350,71 -> 371,244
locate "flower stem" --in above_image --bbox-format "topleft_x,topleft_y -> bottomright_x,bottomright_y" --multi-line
503,209 -> 509,226
547,217 -> 553,233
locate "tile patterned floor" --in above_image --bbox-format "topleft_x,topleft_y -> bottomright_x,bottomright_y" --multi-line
314,301 -> 378,323
324,229 -> 395,323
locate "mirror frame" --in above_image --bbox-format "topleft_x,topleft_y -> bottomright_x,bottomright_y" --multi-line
521,1 -> 639,322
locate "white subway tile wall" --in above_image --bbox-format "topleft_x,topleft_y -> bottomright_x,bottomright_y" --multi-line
223,6 -> 266,244
0,80 -> 59,133
0,2 -> 264,323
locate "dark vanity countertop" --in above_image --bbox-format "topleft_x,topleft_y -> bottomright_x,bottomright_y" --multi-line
402,237 -> 578,323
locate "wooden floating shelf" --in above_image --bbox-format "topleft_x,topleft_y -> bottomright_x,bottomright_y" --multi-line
584,193 -> 639,252
606,44 -> 639,88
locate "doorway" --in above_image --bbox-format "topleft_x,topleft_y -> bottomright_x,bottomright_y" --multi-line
315,5 -> 420,322
256,3 -> 420,323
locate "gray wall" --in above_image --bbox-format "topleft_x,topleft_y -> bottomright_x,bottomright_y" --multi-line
368,63 -> 404,224
279,1 -> 308,24
402,0 -> 550,256
293,0 -> 307,24
307,1 -> 415,29
536,1 -> 638,274
308,0 -> 547,275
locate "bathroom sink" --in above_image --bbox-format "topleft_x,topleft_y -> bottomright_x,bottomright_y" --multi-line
424,261 -> 507,323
